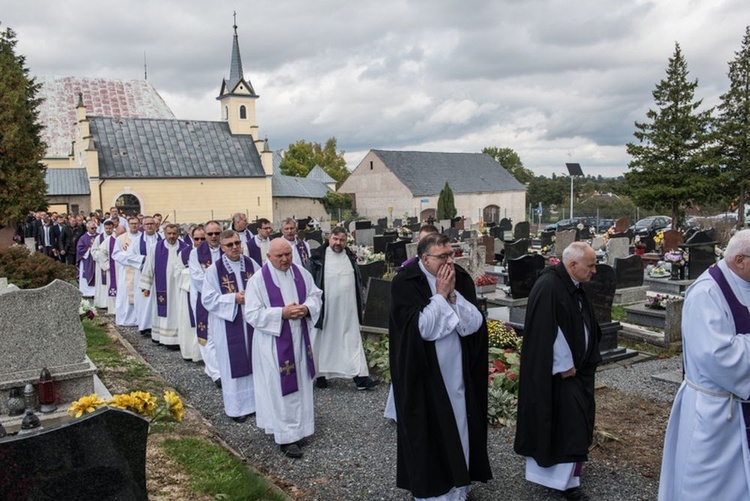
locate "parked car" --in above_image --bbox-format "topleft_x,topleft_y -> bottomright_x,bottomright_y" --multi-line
597,218 -> 614,233
544,217 -> 598,232
630,216 -> 672,235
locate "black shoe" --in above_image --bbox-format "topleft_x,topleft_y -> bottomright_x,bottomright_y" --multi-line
166,344 -> 180,351
316,376 -> 328,389
280,442 -> 303,459
214,378 -> 222,389
560,487 -> 590,500
151,338 -> 159,344
231,415 -> 248,423
139,330 -> 149,337
355,377 -> 381,391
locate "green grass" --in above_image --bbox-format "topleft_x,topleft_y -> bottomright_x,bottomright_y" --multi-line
161,437 -> 289,501
84,320 -> 124,367
611,304 -> 627,322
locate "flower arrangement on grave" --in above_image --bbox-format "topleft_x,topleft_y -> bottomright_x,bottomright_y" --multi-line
346,234 -> 356,247
487,346 -> 520,426
487,319 -> 521,350
475,274 -> 499,288
601,226 -> 616,243
664,250 -> 687,267
646,294 -> 672,310
78,298 -> 96,321
353,245 -> 385,264
540,245 -> 552,255
398,226 -> 412,239
68,390 -> 184,423
654,230 -> 664,247
548,257 -> 560,266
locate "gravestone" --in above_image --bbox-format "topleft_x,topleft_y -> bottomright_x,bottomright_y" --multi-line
358,261 -> 388,295
460,230 -> 473,241
499,218 -> 512,232
319,221 -> 331,234
513,221 -> 530,240
303,229 -> 323,244
439,219 -> 452,232
375,218 -> 388,235
685,230 -> 714,245
607,236 -> 630,263
614,254 -> 644,289
685,243 -> 716,280
0,280 -> 97,415
453,217 -> 464,230
540,231 -> 554,250
640,235 -> 655,253
407,217 -> 418,226
443,228 -> 460,241
555,229 -> 577,254
614,217 -> 630,234
0,407 -> 148,500
591,236 -> 605,251
409,223 -> 421,232
0,277 -> 20,295
489,226 -> 504,239
385,240 -> 408,267
308,240 -> 321,251
355,228 -> 376,247
507,254 -> 544,299
296,217 -> 311,230
503,238 -> 529,262
406,242 -> 418,259
355,220 -> 372,230
393,218 -> 403,228
662,229 -> 683,252
579,227 -> 591,240
362,278 -> 391,331
373,234 -> 397,254
481,236 -> 495,264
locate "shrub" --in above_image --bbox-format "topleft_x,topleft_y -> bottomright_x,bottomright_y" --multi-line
0,245 -> 77,289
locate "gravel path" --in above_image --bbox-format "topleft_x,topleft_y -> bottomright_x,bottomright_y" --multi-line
116,323 -> 680,500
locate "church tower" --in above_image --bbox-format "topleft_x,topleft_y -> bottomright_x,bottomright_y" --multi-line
217,15 -> 260,141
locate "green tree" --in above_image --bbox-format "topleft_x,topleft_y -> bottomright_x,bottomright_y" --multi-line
624,42 -> 714,229
279,137 -> 349,187
437,182 -> 457,220
716,26 -> 750,227
0,27 -> 47,227
482,146 -> 535,184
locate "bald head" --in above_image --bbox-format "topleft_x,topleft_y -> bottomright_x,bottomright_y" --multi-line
268,238 -> 293,271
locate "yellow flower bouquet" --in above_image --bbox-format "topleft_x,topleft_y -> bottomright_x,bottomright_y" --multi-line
68,390 -> 184,423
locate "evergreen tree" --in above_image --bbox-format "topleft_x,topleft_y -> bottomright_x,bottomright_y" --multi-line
0,27 -> 47,227
716,26 -> 750,227
624,42 -> 713,228
437,182 -> 457,220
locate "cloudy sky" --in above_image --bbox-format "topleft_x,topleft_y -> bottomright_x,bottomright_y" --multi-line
3,0 -> 749,177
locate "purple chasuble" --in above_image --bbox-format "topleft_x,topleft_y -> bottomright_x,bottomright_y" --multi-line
215,256 -> 256,379
708,265 -> 750,446
261,263 -> 315,396
108,236 -> 117,297
246,237 -> 263,267
154,239 -> 188,318
195,242 -> 222,341
294,238 -> 310,265
76,233 -> 97,286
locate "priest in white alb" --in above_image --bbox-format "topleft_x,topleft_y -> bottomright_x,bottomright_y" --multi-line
112,217 -> 142,326
202,230 -> 260,422
245,238 -> 322,459
91,220 -> 117,314
128,216 -> 161,338
76,221 -> 99,298
139,223 -> 188,348
177,226 -> 204,362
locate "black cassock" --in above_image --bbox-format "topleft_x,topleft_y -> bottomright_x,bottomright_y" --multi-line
514,263 -> 601,467
389,260 -> 492,498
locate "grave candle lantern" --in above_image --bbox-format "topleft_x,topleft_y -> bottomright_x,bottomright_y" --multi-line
7,387 -> 25,416
38,367 -> 57,413
23,383 -> 38,411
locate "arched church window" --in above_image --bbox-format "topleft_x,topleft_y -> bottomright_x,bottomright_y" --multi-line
115,194 -> 141,218
239,105 -> 247,119
483,205 -> 500,224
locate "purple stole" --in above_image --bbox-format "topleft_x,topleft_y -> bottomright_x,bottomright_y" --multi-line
196,242 -> 222,341
294,238 -> 309,265
154,239 -> 189,318
261,263 -> 315,396
401,256 -> 417,267
246,237 -> 263,266
180,245 -> 195,327
108,236 -> 117,297
183,234 -> 192,247
215,256 -> 256,379
98,234 -> 107,283
708,265 -> 750,446
76,233 -> 97,286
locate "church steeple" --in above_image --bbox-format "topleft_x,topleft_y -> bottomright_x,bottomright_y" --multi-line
217,13 -> 260,139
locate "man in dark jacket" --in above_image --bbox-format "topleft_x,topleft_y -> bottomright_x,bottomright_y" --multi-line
60,215 -> 84,265
514,241 -> 601,500
389,233 -> 492,499
308,226 -> 378,390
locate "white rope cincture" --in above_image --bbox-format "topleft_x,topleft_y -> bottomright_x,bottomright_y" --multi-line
685,378 -> 750,421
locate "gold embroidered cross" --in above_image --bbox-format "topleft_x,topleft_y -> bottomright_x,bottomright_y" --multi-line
279,360 -> 295,376
158,294 -> 165,303
221,276 -> 236,293
307,345 -> 313,359
197,322 -> 206,332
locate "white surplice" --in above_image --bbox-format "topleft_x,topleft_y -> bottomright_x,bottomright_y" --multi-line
284,237 -> 311,267
202,257 -> 260,417
112,231 -> 140,326
189,245 -> 222,383
129,233 -> 160,333
91,234 -> 109,309
312,248 -> 369,379
244,264 -> 322,444
659,259 -> 750,500
414,261 -> 483,501
139,240 -> 184,346
177,266 -> 202,362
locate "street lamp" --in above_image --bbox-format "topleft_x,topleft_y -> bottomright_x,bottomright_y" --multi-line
565,163 -> 583,220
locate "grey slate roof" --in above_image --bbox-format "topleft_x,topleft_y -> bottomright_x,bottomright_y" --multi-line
372,150 -> 525,196
45,168 -> 90,196
272,175 -> 332,198
306,165 -> 336,184
89,117 -> 266,179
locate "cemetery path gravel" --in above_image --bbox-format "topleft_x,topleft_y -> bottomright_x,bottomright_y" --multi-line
117,324 -> 679,500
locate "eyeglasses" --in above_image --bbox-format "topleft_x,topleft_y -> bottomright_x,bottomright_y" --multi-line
206,232 -> 221,236
222,241 -> 242,248
193,237 -> 206,241
426,252 -> 455,261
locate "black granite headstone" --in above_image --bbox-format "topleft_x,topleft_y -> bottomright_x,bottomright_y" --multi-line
443,228 -> 460,241
504,238 -> 530,262
407,217 -> 418,225
359,261 -> 388,294
376,218 -> 388,234
513,221 -> 530,240
0,407 -> 148,500
499,218 -> 512,231
373,234 -> 397,254
614,255 -> 644,289
489,226 -> 504,239
582,264 -> 616,324
355,220 -> 372,230
540,230 -> 554,249
579,227 -> 591,240
640,235 -> 655,253
386,240 -> 408,267
297,217 -> 311,230
302,229 -> 323,244
460,230 -> 472,241
362,278 -> 392,330
507,254 -> 545,299
409,223 -> 421,232
393,218 -> 403,228
247,222 -> 258,234
685,243 -> 715,279
685,230 -> 713,244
